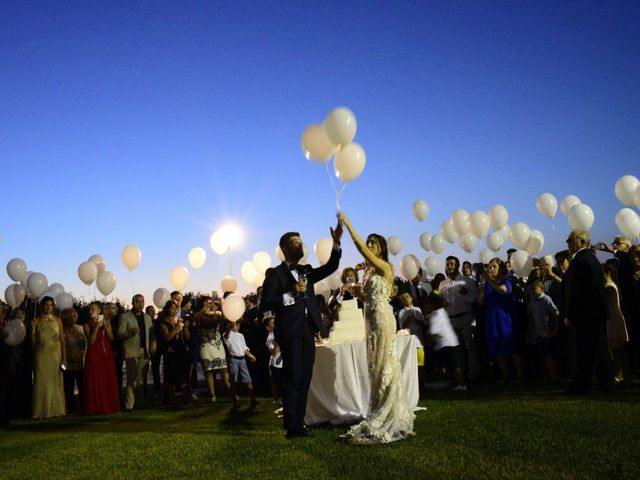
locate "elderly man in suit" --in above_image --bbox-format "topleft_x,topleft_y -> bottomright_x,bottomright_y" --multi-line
118,294 -> 155,410
261,220 -> 342,439
563,230 -> 615,394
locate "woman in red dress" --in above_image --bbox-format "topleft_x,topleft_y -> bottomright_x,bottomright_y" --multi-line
83,302 -> 120,415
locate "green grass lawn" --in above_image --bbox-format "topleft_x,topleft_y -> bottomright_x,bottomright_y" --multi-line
1,382 -> 639,479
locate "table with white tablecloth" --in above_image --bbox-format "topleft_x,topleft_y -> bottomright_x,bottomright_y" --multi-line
305,334 -> 419,425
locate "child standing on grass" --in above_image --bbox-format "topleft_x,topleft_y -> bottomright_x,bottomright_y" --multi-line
397,293 -> 426,390
422,293 -> 466,391
264,313 -> 283,407
526,279 -> 560,382
224,320 -> 258,409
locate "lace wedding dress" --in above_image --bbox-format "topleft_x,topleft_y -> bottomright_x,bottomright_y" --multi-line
342,273 -> 415,444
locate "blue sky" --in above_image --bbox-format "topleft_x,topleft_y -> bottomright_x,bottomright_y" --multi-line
1,1 -> 639,304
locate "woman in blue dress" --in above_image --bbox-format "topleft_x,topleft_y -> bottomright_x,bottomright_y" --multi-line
482,258 -> 524,383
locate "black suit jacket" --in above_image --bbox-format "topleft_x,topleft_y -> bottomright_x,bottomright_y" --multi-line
563,248 -> 607,331
261,246 -> 341,342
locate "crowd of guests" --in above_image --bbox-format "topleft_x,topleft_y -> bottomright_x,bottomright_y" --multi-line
1,229 -> 639,426
0,288 -> 272,425
322,230 -> 640,394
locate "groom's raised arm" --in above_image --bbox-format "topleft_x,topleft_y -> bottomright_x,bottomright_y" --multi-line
307,244 -> 341,284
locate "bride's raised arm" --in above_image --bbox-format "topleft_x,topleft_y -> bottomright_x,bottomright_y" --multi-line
338,212 -> 392,279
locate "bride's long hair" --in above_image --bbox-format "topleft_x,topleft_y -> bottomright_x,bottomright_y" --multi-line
366,233 -> 389,262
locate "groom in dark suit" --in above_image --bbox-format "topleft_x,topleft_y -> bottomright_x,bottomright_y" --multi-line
261,220 -> 342,438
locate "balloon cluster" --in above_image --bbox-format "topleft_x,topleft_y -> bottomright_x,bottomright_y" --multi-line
5,258 -> 74,310
393,174 -> 640,281
240,251 -> 274,288
614,175 -> 640,239
301,107 -> 366,207
78,253 -> 118,296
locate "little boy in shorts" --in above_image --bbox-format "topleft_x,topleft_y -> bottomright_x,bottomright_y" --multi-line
224,320 -> 258,409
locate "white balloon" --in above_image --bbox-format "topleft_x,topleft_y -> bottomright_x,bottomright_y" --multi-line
616,209 -> 640,239
48,283 -> 64,298
497,225 -> 511,242
451,209 -> 470,235
2,319 -> 26,346
412,200 -> 429,222
459,233 -> 478,253
400,254 -> 420,281
4,284 -> 25,308
480,248 -> 494,265
153,288 -> 171,309
430,234 -> 445,254
387,236 -> 402,256
615,175 -> 640,207
526,229 -> 545,254
188,247 -> 207,270
241,261 -> 259,284
334,143 -> 366,182
615,207 -> 636,226
301,124 -> 334,163
252,273 -> 266,288
440,219 -> 459,243
6,258 -> 27,282
222,294 -> 246,322
275,245 -> 285,262
55,292 -> 74,311
221,276 -> 238,293
121,245 -> 142,271
568,203 -> 595,231
314,281 -> 331,303
486,231 -> 505,252
323,106 -> 357,147
469,211 -> 491,238
635,185 -> 640,209
326,271 -> 342,291
510,250 -> 534,278
210,231 -> 228,255
96,271 -> 116,296
253,251 -> 272,274
314,238 -> 334,265
78,261 -> 98,286
169,266 -> 189,291
88,255 -> 106,274
20,271 -> 35,293
536,193 -> 558,219
424,256 -> 440,277
560,195 -> 581,216
488,205 -> 509,230
510,223 -> 531,250
27,273 -> 48,299
419,233 -> 433,251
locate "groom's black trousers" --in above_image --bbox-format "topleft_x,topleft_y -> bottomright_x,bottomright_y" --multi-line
279,332 -> 315,432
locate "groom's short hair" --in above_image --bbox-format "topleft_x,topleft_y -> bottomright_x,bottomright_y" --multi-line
279,232 -> 300,250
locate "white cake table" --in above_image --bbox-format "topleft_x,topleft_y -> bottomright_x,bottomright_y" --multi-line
305,334 -> 419,425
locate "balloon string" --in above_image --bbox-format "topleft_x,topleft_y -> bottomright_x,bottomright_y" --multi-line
227,247 -> 232,276
336,182 -> 347,212
324,161 -> 347,212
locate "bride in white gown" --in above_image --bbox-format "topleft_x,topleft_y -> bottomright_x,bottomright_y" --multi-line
338,212 -> 415,444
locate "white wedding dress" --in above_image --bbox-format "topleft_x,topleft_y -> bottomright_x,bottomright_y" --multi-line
342,272 -> 415,444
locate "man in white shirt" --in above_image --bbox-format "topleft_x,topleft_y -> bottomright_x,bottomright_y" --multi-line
438,256 -> 481,379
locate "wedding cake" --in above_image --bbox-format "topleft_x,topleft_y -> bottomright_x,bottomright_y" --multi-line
328,299 -> 365,344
